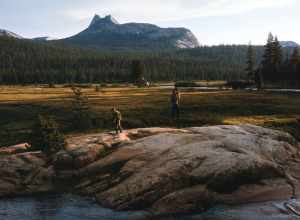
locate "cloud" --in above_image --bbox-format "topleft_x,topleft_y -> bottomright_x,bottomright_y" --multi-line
61,0 -> 296,23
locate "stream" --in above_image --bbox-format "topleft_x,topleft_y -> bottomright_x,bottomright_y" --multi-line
1,194 -> 300,220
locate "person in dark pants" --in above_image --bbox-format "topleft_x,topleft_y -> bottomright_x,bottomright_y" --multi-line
112,107 -> 123,134
171,87 -> 181,120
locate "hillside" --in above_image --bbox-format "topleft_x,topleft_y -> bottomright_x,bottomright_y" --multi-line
0,29 -> 23,39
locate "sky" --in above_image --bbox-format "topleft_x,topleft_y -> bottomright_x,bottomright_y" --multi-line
0,0 -> 299,45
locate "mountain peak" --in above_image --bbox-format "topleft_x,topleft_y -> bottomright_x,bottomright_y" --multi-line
89,14 -> 119,28
65,15 -> 199,51
104,15 -> 119,24
89,14 -> 102,27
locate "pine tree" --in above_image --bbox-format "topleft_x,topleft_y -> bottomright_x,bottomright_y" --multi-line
291,48 -> 300,82
261,33 -> 274,82
30,114 -> 66,155
291,48 -> 300,66
262,33 -> 274,66
131,60 -> 144,83
273,36 -> 283,67
245,42 -> 256,81
71,87 -> 92,129
298,63 -> 300,85
261,33 -> 283,82
254,68 -> 264,90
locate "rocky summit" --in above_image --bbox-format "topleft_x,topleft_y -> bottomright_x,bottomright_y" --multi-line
62,14 -> 200,51
1,125 -> 300,217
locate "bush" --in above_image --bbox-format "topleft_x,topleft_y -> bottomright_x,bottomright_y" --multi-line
64,83 -> 93,88
100,83 -> 108,87
175,81 -> 199,87
30,114 -> 66,154
95,84 -> 101,92
77,84 -> 93,88
48,82 -> 55,88
226,80 -> 254,90
71,87 -> 92,129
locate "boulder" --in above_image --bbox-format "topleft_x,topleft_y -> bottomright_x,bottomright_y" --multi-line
90,125 -> 300,215
54,128 -> 186,170
0,152 -> 55,197
0,125 -> 299,216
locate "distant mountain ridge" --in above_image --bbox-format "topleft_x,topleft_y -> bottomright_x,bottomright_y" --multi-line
0,29 -> 23,39
1,18 -> 300,52
280,41 -> 299,48
32,36 -> 57,42
61,14 -> 200,51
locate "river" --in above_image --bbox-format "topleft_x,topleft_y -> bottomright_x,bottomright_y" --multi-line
1,194 -> 300,220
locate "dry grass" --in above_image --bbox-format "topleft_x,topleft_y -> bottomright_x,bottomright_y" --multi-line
0,85 -> 299,146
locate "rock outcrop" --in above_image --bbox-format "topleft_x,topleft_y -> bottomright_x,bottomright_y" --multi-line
0,152 -> 55,196
0,125 -> 299,216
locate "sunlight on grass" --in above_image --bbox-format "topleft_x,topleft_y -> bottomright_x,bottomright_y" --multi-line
0,85 -> 299,146
223,115 -> 299,126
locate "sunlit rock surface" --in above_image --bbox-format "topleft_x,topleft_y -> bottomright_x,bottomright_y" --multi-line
1,125 -> 300,217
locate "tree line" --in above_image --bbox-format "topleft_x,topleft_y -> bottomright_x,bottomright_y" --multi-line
246,33 -> 300,88
1,34 -> 298,86
0,36 -> 260,84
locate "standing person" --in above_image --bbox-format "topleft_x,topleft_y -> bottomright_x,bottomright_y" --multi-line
112,107 -> 123,134
171,87 -> 181,120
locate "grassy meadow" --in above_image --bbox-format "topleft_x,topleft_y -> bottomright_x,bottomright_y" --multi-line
0,84 -> 299,147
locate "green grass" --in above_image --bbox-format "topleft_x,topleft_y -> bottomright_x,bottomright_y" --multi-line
0,85 -> 299,147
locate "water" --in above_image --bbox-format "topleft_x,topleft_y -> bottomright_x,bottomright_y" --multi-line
1,194 -> 300,220
159,85 -> 300,94
0,194 -> 148,220
159,86 -> 222,90
196,203 -> 300,220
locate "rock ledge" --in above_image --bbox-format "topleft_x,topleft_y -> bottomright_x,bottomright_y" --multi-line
0,125 -> 299,216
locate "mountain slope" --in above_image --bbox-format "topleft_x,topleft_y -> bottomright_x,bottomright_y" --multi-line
0,29 -> 23,39
61,15 -> 200,51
